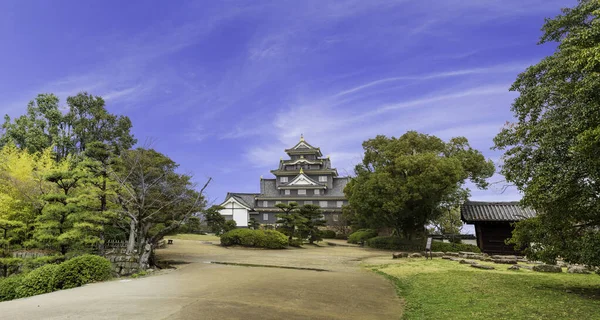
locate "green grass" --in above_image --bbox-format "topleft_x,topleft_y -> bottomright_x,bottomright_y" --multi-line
370,259 -> 600,320
166,234 -> 221,241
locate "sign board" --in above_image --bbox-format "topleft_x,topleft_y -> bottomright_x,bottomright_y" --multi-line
425,237 -> 432,251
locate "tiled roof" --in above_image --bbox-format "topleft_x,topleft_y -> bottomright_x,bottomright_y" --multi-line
227,193 -> 259,209
461,201 -> 537,223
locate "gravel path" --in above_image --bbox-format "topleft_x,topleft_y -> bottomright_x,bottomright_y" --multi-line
0,240 -> 403,320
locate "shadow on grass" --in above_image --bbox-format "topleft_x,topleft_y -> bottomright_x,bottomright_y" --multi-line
540,284 -> 600,300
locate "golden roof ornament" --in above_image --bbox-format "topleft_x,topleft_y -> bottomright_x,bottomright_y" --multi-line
299,168 -> 304,174
300,134 -> 304,142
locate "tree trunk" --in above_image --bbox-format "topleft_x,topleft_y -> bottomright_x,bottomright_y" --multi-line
139,240 -> 153,270
126,219 -> 136,254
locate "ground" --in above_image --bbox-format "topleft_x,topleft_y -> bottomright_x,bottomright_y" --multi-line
371,258 -> 600,320
0,237 -> 403,320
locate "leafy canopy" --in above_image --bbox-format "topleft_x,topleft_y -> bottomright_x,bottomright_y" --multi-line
494,0 -> 600,267
345,131 -> 494,238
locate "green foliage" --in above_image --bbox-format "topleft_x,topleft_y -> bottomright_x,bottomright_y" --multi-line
430,207 -> 463,235
321,230 -> 337,239
335,233 -> 348,240
1,92 -> 136,159
23,255 -> 65,271
493,1 -> 600,268
248,217 -> 260,230
347,229 -> 378,244
54,254 -> 112,289
288,238 -> 304,247
220,229 -> 288,249
275,202 -> 300,239
345,132 -> 494,239
0,275 -> 24,302
0,257 -> 24,277
131,270 -> 148,278
17,264 -> 59,297
366,236 -> 425,251
297,204 -> 326,244
204,205 -> 228,235
430,241 -> 480,253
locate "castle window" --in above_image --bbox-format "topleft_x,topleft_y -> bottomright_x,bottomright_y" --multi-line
284,190 -> 290,195
263,213 -> 269,221
314,189 -> 320,195
319,201 -> 328,207
337,201 -> 343,208
280,177 -> 288,183
276,201 -> 281,205
319,176 -> 327,182
298,189 -> 306,195
263,201 -> 268,207
333,214 -> 339,222
305,200 -> 313,205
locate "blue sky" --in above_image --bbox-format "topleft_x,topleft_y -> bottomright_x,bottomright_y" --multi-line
0,0 -> 575,207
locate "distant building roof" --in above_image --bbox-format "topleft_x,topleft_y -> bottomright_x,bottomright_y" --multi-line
225,193 -> 259,209
461,201 -> 537,223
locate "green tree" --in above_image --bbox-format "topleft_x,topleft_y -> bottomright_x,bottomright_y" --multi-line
1,92 -> 136,160
345,132 -> 494,239
112,148 -> 209,268
275,202 -> 300,240
297,204 -> 326,244
494,1 -> 600,267
248,217 -> 260,230
204,205 -> 229,235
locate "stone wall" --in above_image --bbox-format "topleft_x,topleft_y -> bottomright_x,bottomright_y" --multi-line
104,248 -> 140,276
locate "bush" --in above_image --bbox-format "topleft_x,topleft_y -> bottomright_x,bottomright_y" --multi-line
0,275 -> 24,302
55,254 -> 112,289
288,238 -> 303,247
24,255 -> 65,271
321,230 -> 336,239
335,233 -> 348,240
431,241 -> 481,253
348,229 -> 378,244
366,236 -> 425,251
220,229 -> 288,249
17,264 -> 59,297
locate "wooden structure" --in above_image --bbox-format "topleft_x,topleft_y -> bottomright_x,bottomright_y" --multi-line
460,201 -> 536,255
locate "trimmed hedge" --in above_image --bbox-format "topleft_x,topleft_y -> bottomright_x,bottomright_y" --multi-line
321,230 -> 337,239
220,229 -> 288,249
431,241 -> 481,253
24,255 -> 65,271
366,236 -> 425,251
55,255 -> 112,289
0,275 -> 24,302
348,229 -> 378,244
17,264 -> 59,297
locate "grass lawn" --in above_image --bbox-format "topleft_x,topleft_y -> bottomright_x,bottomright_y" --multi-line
370,258 -> 600,320
166,233 -> 221,241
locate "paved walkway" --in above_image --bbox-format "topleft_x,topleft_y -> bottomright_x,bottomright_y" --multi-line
0,240 -> 403,320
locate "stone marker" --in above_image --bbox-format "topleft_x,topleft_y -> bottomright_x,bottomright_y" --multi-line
459,259 -> 478,265
471,264 -> 495,270
507,265 -> 520,271
408,253 -> 423,258
532,264 -> 562,273
567,266 -> 591,274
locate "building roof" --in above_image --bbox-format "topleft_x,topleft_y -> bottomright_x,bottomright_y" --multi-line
225,193 -> 259,209
461,201 -> 537,223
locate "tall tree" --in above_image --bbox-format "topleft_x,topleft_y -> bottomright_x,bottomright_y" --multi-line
297,204 -> 326,244
345,132 -> 494,239
494,0 -> 600,267
275,202 -> 300,241
1,92 -> 136,160
111,148 -> 209,268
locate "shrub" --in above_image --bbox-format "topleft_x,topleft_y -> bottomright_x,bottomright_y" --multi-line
220,229 -> 288,249
17,264 -> 59,298
288,238 -> 303,247
0,275 -> 24,302
431,241 -> 481,253
321,230 -> 337,239
366,236 -> 425,251
55,254 -> 112,289
24,255 -> 65,271
348,229 -> 378,244
335,233 -> 348,240
0,257 -> 24,277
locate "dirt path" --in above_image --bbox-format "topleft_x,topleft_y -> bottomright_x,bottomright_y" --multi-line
0,240 -> 403,320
